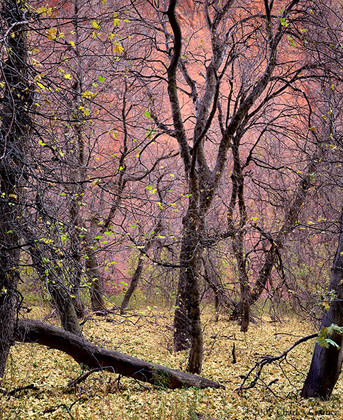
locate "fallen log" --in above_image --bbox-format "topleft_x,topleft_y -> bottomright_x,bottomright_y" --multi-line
15,319 -> 222,390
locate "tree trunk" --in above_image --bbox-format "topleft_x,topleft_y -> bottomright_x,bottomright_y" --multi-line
87,250 -> 106,314
230,158 -> 320,329
48,278 -> 83,336
0,0 -> 31,377
120,254 -> 144,314
121,222 -> 162,314
87,216 -> 106,313
174,212 -> 203,374
15,319 -> 222,390
301,212 -> 343,399
26,242 -> 82,336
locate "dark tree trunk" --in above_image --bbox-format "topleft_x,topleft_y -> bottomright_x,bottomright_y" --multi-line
301,212 -> 343,399
87,216 -> 106,313
174,212 -> 203,374
26,242 -> 82,336
15,319 -> 222,390
48,278 -> 83,336
0,0 -> 31,377
87,251 -> 106,314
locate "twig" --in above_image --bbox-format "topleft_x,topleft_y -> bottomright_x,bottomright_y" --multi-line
234,333 -> 317,394
67,366 -> 115,388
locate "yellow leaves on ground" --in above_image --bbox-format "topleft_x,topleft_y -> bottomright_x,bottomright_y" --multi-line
1,307 -> 343,419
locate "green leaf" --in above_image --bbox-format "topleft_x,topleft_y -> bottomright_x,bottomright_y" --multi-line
92,20 -> 100,29
143,110 -> 153,120
327,324 -> 343,335
98,75 -> 105,83
280,18 -> 288,27
325,339 -> 340,349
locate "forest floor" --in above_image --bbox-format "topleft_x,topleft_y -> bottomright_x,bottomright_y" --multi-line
0,305 -> 341,419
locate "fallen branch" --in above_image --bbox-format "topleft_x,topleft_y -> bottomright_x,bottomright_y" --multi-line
15,319 -> 223,390
0,384 -> 39,397
234,333 -> 317,394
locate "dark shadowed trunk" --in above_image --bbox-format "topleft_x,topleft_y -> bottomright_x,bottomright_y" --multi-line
87,216 -> 106,313
87,251 -> 106,314
301,211 -> 343,399
48,278 -> 83,336
0,0 -> 31,377
174,209 -> 203,374
25,240 -> 82,336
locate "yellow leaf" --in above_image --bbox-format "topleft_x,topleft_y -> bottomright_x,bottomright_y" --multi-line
91,178 -> 101,186
82,90 -> 96,99
92,20 -> 100,29
46,27 -> 57,40
64,73 -> 72,80
69,40 -> 76,49
37,82 -> 45,90
322,301 -> 330,311
113,40 -> 124,54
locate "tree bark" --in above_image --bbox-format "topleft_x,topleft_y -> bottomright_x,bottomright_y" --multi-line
26,241 -> 82,336
15,319 -> 222,390
86,216 -> 106,313
301,211 -> 343,399
174,211 -> 203,374
0,0 -> 31,377
87,252 -> 106,314
48,278 -> 83,336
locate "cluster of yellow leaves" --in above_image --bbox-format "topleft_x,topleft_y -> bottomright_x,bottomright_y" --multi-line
35,6 -> 55,18
1,306 -> 342,419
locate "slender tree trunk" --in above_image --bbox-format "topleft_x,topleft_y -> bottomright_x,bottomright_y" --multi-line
120,254 -> 145,314
230,158 -> 320,328
0,0 -> 31,377
87,216 -> 106,313
69,198 -> 86,318
301,211 -> 343,399
121,221 -> 162,314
